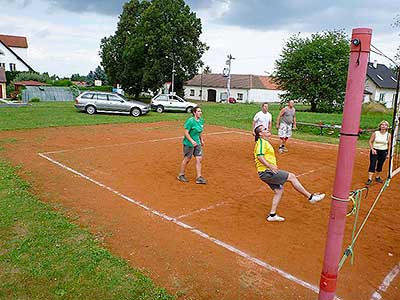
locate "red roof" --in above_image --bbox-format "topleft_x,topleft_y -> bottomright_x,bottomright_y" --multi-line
0,34 -> 28,48
14,81 -> 48,86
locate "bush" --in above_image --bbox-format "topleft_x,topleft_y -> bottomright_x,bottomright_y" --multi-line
78,85 -> 113,92
30,97 -> 41,103
362,101 -> 390,113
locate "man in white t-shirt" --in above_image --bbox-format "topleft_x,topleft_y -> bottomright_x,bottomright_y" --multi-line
253,103 -> 272,140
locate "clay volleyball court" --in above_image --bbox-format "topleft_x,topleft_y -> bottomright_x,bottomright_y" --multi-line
0,121 -> 399,300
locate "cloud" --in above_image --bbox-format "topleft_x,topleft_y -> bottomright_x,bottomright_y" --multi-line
46,0 -> 125,15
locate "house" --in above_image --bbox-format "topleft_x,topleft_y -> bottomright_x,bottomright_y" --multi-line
364,61 -> 398,108
0,67 -> 6,98
14,80 -> 48,92
0,34 -> 34,72
184,73 -> 283,103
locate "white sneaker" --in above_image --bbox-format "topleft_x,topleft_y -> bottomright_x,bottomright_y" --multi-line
267,215 -> 285,222
309,193 -> 325,203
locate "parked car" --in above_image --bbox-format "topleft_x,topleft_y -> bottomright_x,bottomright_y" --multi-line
150,94 -> 196,113
74,91 -> 150,117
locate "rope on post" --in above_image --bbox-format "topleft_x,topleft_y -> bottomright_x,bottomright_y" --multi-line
338,180 -> 390,270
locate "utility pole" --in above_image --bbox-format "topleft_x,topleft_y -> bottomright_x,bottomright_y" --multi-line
223,54 -> 235,103
171,60 -> 175,95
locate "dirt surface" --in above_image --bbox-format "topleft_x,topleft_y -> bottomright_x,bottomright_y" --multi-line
0,121 -> 399,300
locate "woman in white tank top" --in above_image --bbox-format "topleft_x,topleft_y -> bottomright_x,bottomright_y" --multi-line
366,120 -> 391,185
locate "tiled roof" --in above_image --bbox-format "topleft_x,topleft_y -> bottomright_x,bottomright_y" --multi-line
0,67 -> 6,83
14,81 -> 48,86
0,34 -> 28,48
184,74 -> 280,90
366,63 -> 397,89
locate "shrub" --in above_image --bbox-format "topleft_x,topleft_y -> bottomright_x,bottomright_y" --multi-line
30,97 -> 41,103
362,101 -> 390,113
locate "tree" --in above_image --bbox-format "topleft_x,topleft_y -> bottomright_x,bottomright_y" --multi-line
274,31 -> 349,112
71,73 -> 87,81
93,66 -> 108,84
86,71 -> 95,86
100,0 -> 208,97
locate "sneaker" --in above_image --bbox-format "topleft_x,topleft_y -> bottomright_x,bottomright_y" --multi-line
281,146 -> 289,153
195,176 -> 207,184
177,174 -> 189,183
375,177 -> 383,183
309,193 -> 326,203
267,214 -> 285,222
278,147 -> 284,154
365,179 -> 372,185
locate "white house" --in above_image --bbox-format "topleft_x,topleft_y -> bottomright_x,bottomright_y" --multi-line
184,73 -> 283,103
0,34 -> 33,72
364,61 -> 398,108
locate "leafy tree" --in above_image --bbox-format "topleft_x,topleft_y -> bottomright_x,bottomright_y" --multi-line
11,71 -> 50,83
71,73 -> 87,81
86,71 -> 95,86
100,0 -> 208,97
93,66 -> 108,84
274,30 -> 349,112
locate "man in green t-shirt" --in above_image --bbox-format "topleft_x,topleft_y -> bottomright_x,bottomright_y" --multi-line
177,106 -> 207,184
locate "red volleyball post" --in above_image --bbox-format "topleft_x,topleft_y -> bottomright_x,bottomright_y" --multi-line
318,28 -> 372,300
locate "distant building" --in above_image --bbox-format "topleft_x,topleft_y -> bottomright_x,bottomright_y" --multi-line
364,61 -> 398,108
184,73 -> 283,103
0,34 -> 34,72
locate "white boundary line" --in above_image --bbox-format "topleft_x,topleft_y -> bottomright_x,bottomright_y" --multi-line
41,130 -> 238,155
175,201 -> 226,220
370,262 -> 400,300
37,152 -> 342,299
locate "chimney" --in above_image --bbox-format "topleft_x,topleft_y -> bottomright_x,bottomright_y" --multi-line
373,60 -> 378,68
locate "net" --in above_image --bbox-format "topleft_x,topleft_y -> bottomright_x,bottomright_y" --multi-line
388,68 -> 400,178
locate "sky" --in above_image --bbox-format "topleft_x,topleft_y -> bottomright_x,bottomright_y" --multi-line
1,0 -> 399,78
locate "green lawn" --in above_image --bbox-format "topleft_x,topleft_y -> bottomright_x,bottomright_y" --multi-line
0,161 -> 174,300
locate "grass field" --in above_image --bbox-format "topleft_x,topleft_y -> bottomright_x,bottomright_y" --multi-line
0,100 -> 395,299
0,101 -> 393,145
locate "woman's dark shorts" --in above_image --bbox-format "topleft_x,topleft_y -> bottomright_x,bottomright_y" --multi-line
183,145 -> 203,158
258,169 -> 289,190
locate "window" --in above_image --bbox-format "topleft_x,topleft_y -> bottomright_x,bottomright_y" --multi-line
97,94 -> 108,100
376,74 -> 384,81
9,63 -> 16,71
379,93 -> 385,102
199,90 -> 202,97
0,63 -> 5,69
237,93 -> 243,101
190,89 -> 195,96
108,94 -> 121,101
156,95 -> 168,101
81,93 -> 94,99
220,92 -> 227,101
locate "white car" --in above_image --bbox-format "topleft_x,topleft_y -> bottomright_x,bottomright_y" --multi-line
150,94 -> 196,113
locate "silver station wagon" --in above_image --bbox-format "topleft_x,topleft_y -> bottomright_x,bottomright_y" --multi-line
150,94 -> 196,113
75,91 -> 150,117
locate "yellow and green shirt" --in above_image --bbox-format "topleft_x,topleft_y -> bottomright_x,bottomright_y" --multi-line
254,138 -> 277,172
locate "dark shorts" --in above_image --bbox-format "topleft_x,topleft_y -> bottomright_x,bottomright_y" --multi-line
258,169 -> 289,190
183,144 -> 203,158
